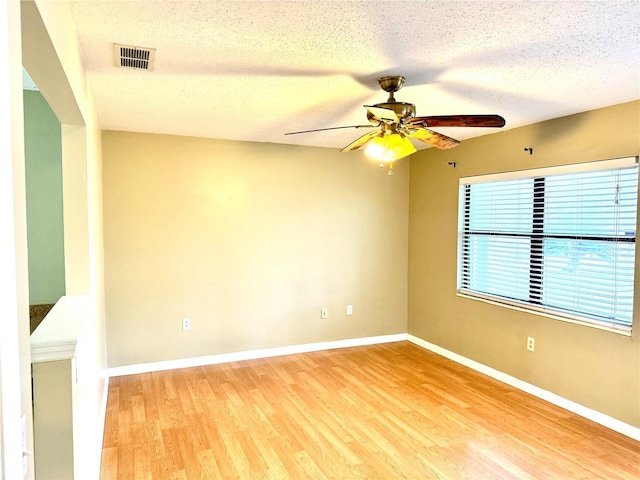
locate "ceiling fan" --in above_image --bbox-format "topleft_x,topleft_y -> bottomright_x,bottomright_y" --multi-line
285,75 -> 505,167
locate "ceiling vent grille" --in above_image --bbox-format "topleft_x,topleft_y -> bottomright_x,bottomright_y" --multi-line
114,44 -> 156,71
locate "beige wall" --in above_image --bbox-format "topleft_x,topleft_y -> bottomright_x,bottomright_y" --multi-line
103,132 -> 409,367
408,100 -> 640,427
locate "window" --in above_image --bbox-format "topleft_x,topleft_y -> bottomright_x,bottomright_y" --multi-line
458,157 -> 638,334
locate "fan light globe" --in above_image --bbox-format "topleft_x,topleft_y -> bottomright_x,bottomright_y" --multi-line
365,133 -> 416,162
364,135 -> 387,160
387,133 -> 416,158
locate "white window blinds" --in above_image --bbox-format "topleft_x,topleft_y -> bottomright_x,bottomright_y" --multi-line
458,157 -> 638,333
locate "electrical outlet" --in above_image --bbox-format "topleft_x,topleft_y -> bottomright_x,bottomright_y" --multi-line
321,308 -> 328,319
182,318 -> 191,331
527,336 -> 535,352
347,305 -> 353,315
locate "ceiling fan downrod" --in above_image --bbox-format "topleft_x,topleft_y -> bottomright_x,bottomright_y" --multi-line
378,75 -> 406,97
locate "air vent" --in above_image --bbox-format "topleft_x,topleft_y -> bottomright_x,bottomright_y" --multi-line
113,44 -> 156,71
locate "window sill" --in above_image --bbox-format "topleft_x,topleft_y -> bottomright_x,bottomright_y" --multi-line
456,292 -> 633,337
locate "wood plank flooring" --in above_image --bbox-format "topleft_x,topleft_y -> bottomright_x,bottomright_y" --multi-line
100,341 -> 640,479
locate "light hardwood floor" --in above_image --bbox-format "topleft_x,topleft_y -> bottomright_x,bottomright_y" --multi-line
101,341 -> 639,479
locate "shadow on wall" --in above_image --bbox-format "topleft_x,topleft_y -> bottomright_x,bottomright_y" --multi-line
530,110 -> 587,144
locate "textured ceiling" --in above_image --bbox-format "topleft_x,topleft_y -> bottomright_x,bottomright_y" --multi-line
67,0 -> 640,151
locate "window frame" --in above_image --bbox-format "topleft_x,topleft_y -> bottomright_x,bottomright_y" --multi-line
457,157 -> 638,335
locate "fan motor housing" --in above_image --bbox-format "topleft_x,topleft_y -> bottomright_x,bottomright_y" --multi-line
368,101 -> 416,123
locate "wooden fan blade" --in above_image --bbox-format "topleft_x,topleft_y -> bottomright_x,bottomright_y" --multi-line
409,128 -> 460,150
340,130 -> 381,152
365,105 -> 399,123
285,124 -> 375,135
407,115 -> 505,128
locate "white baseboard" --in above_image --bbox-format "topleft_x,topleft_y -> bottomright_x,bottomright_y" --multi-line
107,333 -> 408,377
104,332 -> 639,441
407,334 -> 640,441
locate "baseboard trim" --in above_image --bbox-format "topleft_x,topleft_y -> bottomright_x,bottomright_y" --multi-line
104,332 -> 638,441
107,333 -> 408,377
407,334 -> 640,441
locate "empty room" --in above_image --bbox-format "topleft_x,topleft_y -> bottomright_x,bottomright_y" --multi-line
2,1 -> 640,479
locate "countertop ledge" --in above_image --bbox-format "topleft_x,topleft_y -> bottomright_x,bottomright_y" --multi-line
30,294 -> 89,363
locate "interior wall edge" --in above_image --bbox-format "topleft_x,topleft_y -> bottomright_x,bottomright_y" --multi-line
107,333 -> 408,377
89,375 -> 110,480
1,1 -> 32,477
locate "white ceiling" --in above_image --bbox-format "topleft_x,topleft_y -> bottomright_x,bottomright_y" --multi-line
67,0 -> 640,151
